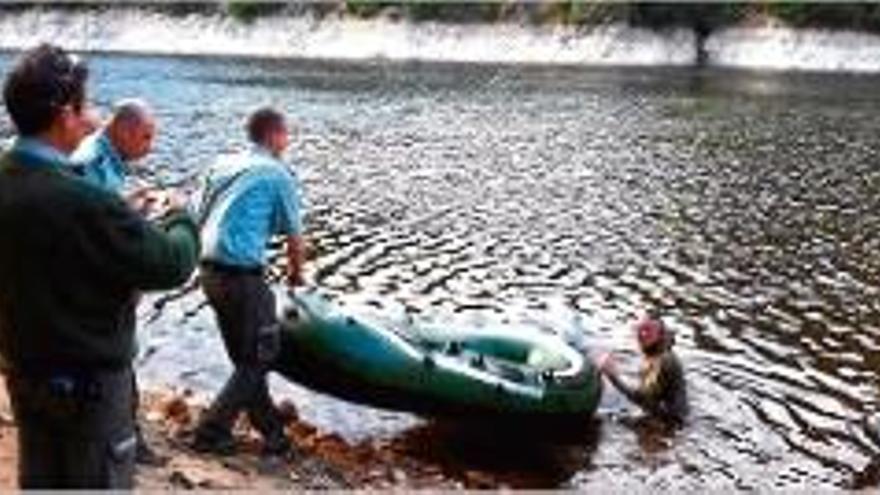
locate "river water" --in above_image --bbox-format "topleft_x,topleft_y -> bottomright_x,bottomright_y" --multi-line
4,53 -> 880,489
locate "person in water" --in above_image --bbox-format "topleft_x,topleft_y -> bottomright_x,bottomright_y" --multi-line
597,316 -> 688,423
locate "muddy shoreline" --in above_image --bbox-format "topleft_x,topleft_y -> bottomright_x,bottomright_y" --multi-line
0,380 -> 473,489
0,378 -> 568,489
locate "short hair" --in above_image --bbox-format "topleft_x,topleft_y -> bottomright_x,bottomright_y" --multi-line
246,106 -> 285,145
3,43 -> 88,136
110,98 -> 153,129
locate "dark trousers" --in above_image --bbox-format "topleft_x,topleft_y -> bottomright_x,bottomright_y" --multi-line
197,267 -> 285,442
6,367 -> 136,489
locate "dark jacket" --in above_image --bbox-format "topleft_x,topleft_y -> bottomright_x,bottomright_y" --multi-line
0,144 -> 199,374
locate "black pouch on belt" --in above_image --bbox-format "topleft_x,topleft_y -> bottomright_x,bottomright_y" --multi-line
20,372 -> 103,416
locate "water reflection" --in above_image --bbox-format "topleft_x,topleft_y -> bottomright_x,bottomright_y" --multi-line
388,418 -> 601,488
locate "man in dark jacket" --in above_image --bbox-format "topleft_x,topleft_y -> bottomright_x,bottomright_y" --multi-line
0,43 -> 200,489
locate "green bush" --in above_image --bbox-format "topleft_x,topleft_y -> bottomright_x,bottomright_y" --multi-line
567,2 -> 630,26
149,2 -> 216,17
225,1 -> 286,24
59,0 -> 880,33
625,3 -> 749,31
412,2 -> 506,23
344,0 -> 393,18
765,3 -> 880,32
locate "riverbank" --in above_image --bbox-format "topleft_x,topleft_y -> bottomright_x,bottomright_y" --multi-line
4,7 -> 880,72
0,379 -> 472,489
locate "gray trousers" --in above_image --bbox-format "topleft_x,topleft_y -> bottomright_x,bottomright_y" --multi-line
6,367 -> 136,489
197,267 -> 285,442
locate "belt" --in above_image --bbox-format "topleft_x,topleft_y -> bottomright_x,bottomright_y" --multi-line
200,259 -> 264,276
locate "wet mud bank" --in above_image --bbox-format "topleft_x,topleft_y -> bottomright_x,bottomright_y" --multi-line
0,381 -> 617,489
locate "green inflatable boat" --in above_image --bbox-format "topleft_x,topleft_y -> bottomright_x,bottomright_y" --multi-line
273,289 -> 602,419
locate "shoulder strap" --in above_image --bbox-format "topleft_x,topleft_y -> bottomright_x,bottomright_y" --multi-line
197,168 -> 251,228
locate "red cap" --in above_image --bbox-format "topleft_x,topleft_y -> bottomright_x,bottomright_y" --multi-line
635,317 -> 666,349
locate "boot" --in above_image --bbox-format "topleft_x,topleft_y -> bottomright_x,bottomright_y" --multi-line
192,422 -> 237,456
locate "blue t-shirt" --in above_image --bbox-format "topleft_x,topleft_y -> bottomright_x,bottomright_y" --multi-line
197,145 -> 302,268
70,130 -> 127,193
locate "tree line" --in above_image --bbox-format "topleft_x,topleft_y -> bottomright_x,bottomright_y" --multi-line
17,2 -> 880,34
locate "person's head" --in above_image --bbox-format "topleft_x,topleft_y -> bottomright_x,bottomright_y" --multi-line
3,43 -> 97,154
106,98 -> 156,162
246,106 -> 288,158
634,316 -> 671,357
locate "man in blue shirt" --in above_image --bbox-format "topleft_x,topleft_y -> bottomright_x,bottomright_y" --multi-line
192,107 -> 305,456
71,98 -> 155,195
70,98 -> 167,466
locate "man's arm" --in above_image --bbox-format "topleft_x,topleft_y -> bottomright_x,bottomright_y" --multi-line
599,353 -> 665,411
285,234 -> 305,287
273,166 -> 305,287
85,193 -> 200,291
604,368 -> 646,405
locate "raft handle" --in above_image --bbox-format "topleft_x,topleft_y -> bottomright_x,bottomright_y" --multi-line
444,341 -> 462,356
470,354 -> 485,369
423,354 -> 436,369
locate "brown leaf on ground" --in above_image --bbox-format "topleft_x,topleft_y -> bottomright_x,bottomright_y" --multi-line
277,399 -> 299,422
161,396 -> 192,426
167,458 -> 241,489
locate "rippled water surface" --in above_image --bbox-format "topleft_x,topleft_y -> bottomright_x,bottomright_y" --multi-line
5,53 -> 880,489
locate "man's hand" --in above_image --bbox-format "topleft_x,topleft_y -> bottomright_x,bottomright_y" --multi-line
128,188 -> 188,222
597,352 -> 617,376
124,186 -> 154,214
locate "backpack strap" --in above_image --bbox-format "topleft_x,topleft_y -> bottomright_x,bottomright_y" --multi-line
197,168 -> 251,229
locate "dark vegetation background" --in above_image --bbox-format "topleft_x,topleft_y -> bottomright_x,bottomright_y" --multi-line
10,2 -> 880,34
